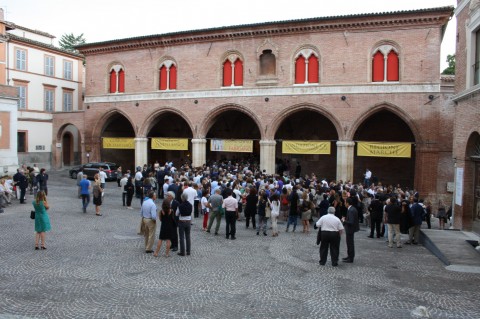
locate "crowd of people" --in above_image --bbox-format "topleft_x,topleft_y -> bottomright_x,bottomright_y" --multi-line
101,159 -> 451,265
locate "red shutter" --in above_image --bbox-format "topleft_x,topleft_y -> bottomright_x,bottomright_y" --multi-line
159,66 -> 167,90
307,55 -> 319,83
234,59 -> 243,86
295,56 -> 306,84
223,60 -> 232,86
169,65 -> 177,90
118,69 -> 125,93
109,70 -> 116,93
386,50 -> 399,81
372,51 -> 384,82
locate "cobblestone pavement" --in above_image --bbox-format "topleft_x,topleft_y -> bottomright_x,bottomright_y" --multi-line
1,171 -> 480,319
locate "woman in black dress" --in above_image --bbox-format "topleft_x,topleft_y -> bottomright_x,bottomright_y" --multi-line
154,201 -> 175,257
244,187 -> 258,229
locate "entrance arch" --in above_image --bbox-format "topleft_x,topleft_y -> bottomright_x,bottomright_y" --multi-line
274,109 -> 339,180
146,111 -> 193,167
465,132 -> 480,233
56,123 -> 82,167
353,109 -> 416,187
204,109 -> 261,164
100,112 -> 136,170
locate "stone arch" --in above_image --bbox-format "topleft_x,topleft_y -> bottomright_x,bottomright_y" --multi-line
56,122 -> 83,142
267,103 -> 342,140
92,108 -> 137,139
292,45 -> 322,84
199,104 -> 264,139
139,107 -> 194,137
371,40 -> 401,56
348,102 -> 422,143
55,123 -> 83,167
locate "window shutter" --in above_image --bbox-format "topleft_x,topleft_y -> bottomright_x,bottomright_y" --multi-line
372,51 -> 384,82
223,60 -> 232,86
159,66 -> 168,90
295,56 -> 306,84
386,50 -> 399,81
169,65 -> 177,90
234,59 -> 243,86
307,55 -> 319,83
118,69 -> 125,92
109,70 -> 117,93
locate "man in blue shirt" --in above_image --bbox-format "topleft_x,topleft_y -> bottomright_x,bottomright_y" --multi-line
79,175 -> 91,214
140,190 -> 157,253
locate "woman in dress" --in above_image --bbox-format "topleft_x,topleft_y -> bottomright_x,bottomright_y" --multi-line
269,193 -> 280,237
153,201 -> 175,257
256,189 -> 268,236
33,191 -> 51,250
92,174 -> 103,216
300,191 -> 312,233
244,187 -> 258,229
437,200 -> 447,230
201,190 -> 210,231
279,188 -> 290,221
125,176 -> 135,209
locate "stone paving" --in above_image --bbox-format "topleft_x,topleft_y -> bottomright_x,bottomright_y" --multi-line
1,171 -> 480,319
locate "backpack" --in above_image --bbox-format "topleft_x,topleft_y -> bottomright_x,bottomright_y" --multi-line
281,196 -> 289,206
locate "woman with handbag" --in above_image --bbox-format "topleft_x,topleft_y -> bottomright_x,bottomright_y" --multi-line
32,191 -> 51,250
301,191 -> 312,233
92,174 -> 103,216
256,189 -> 268,236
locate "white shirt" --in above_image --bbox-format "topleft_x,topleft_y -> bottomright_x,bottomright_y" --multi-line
183,186 -> 197,207
135,171 -> 143,181
316,213 -> 344,232
120,177 -> 128,191
365,170 -> 372,179
201,196 -> 209,212
99,171 -> 107,183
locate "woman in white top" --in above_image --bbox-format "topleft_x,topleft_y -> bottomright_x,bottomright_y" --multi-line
201,190 -> 210,231
268,193 -> 280,237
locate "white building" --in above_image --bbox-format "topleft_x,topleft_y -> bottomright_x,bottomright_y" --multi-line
1,8 -> 83,169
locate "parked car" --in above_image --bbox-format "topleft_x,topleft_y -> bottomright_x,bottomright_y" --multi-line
69,162 -> 118,181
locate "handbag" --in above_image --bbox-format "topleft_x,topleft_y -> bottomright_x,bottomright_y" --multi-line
30,210 -> 35,219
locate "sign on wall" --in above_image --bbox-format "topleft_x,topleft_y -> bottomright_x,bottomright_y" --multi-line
102,138 -> 135,149
151,138 -> 189,150
282,141 -> 331,155
357,142 -> 411,158
210,139 -> 253,153
455,167 -> 464,206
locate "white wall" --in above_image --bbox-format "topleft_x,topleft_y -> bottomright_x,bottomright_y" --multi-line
17,121 -> 52,152
0,96 -> 18,175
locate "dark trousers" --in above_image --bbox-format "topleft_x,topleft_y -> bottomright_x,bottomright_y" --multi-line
225,211 -> 237,238
126,193 -> 133,207
171,222 -> 179,249
178,221 -> 191,254
245,211 -> 256,228
425,214 -> 431,229
122,192 -> 127,206
194,199 -> 200,218
370,219 -> 382,237
346,232 -> 355,262
20,187 -> 26,203
319,231 -> 340,264
81,194 -> 90,209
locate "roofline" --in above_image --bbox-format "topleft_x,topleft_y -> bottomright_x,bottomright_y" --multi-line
8,33 -> 84,59
5,21 -> 56,39
77,6 -> 454,51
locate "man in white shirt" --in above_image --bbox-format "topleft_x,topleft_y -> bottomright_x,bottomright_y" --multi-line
316,206 -> 344,267
119,174 -> 128,206
364,169 -> 372,187
99,167 -> 107,189
222,188 -> 238,240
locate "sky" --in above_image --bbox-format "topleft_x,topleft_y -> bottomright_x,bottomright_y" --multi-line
2,0 -> 457,69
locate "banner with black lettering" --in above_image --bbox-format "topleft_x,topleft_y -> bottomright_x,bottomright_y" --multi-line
357,142 -> 412,158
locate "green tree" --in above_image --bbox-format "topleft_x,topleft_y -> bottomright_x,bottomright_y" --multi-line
58,33 -> 86,53
442,54 -> 455,75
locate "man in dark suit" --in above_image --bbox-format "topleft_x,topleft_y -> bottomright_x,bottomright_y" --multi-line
343,197 -> 360,263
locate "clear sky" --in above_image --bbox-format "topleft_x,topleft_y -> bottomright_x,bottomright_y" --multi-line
2,0 -> 456,69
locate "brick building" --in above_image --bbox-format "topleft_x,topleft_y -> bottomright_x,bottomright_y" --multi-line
64,6 -> 454,202
452,0 -> 480,232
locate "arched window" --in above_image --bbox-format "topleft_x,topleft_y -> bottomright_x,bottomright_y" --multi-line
260,50 -> 276,76
372,45 -> 400,82
222,54 -> 243,87
109,65 -> 125,93
294,49 -> 319,84
159,60 -> 177,91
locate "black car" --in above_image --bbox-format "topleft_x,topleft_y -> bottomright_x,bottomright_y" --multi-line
69,162 -> 118,181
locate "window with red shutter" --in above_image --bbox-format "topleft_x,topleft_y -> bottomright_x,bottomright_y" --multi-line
386,50 -> 399,81
118,69 -> 125,93
109,70 -> 117,93
295,56 -> 306,84
223,60 -> 233,87
234,59 -> 243,86
159,65 -> 168,90
169,65 -> 177,90
372,51 -> 385,82
307,55 -> 319,84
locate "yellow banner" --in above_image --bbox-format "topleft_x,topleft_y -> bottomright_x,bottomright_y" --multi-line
102,138 -> 135,149
151,138 -> 189,150
357,142 -> 411,158
211,139 -> 253,153
282,141 -> 331,155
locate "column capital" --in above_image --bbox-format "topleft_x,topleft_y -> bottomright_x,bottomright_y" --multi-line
336,141 -> 355,147
191,138 -> 207,145
259,139 -> 276,146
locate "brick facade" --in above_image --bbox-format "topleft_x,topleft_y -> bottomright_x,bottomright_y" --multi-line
67,7 -> 455,204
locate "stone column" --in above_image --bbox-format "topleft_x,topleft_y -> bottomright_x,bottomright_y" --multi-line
260,140 -> 276,175
336,141 -> 355,182
134,137 -> 148,168
191,139 -> 207,168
